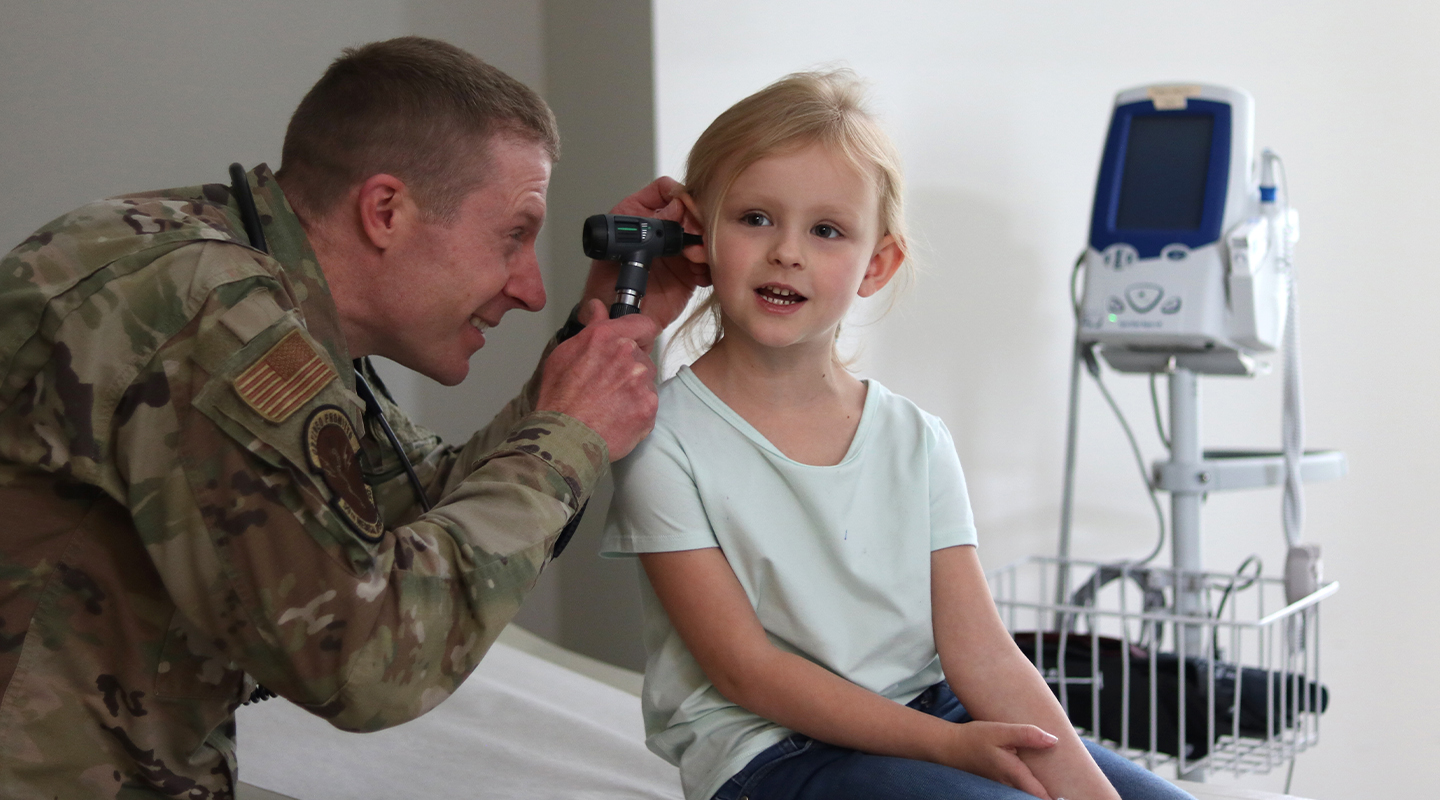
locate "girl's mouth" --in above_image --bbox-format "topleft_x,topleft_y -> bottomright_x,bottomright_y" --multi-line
756,286 -> 806,307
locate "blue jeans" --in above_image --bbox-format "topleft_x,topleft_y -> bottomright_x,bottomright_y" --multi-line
711,683 -> 1196,800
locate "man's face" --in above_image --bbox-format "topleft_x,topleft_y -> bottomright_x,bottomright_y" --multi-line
375,135 -> 552,385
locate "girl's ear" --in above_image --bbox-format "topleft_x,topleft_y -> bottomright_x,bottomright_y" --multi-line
678,191 -> 709,264
858,234 -> 904,298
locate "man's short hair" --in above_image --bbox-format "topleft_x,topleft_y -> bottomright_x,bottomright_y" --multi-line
277,36 -> 559,223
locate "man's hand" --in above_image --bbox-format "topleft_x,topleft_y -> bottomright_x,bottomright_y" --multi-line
537,300 -> 659,460
938,721 -> 1058,800
582,176 -> 709,332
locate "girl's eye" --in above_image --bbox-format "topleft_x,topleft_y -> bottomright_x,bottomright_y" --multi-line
812,223 -> 841,239
741,212 -> 771,227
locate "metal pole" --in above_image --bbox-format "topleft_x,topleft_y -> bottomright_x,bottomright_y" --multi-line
1055,338 -> 1084,625
1168,367 -> 1205,611
1168,366 -> 1206,781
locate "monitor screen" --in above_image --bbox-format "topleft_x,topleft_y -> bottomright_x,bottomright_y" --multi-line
1114,115 -> 1214,231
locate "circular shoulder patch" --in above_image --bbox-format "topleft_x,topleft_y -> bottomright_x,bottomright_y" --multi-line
304,405 -> 384,542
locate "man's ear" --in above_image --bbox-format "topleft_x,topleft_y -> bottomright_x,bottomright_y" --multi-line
355,174 -> 417,251
858,234 -> 905,298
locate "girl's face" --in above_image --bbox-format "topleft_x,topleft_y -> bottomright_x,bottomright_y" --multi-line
703,143 -> 902,359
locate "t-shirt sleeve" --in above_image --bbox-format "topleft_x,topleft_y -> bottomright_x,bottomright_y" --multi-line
928,416 -> 979,550
601,412 -> 718,557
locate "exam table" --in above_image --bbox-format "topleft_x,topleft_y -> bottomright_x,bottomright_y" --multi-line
235,626 -> 1315,800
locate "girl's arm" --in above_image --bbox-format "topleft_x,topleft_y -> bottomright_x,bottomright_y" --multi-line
641,547 -> 1059,798
932,544 -> 1122,800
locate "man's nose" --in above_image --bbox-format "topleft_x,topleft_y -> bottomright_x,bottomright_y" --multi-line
509,248 -> 546,311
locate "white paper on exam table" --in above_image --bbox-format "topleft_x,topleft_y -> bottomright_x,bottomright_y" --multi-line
236,636 -> 683,800
236,629 -> 1313,800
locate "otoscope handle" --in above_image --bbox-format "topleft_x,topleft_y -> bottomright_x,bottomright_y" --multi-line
610,261 -> 648,318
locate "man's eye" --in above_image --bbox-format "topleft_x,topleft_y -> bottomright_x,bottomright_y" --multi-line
741,212 -> 771,227
812,224 -> 841,239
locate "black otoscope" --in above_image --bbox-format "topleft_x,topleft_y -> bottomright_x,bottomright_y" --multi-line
582,214 -> 702,318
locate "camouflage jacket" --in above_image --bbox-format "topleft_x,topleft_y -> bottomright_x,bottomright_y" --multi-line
0,165 -> 607,798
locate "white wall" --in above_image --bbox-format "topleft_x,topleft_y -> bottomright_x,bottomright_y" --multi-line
654,2 -> 1439,797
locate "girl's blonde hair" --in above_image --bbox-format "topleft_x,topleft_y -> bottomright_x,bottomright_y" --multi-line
673,69 -> 910,362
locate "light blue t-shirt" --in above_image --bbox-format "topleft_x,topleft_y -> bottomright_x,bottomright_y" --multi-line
602,367 -> 978,800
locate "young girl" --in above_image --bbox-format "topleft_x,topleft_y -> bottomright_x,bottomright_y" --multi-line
603,71 -> 1193,800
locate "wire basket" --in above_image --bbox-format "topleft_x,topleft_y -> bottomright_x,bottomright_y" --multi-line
987,556 -> 1336,778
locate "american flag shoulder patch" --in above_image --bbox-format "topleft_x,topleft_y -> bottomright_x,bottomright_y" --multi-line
233,329 -> 338,423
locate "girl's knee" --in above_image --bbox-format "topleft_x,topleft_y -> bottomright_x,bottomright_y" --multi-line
1082,740 -> 1198,800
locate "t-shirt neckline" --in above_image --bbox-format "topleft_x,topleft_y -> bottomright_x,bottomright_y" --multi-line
676,365 -> 879,469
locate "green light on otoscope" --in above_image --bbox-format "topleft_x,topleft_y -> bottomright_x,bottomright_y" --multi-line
1108,314 -> 1118,322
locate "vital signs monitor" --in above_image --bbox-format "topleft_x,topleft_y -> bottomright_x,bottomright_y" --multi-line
1078,84 -> 1297,375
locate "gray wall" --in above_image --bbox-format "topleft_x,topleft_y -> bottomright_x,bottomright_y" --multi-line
0,1 -> 402,246
515,0 -> 655,670
0,1 -> 649,668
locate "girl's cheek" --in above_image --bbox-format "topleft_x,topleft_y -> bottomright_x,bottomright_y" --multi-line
707,244 -> 737,282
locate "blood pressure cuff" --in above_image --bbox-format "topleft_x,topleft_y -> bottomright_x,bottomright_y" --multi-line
1013,632 -> 1329,759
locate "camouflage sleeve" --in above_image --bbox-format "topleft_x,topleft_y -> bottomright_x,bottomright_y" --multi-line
440,340 -> 556,483
118,244 -> 606,731
354,340 -> 564,527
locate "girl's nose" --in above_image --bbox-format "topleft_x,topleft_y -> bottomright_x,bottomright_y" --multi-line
768,228 -> 803,268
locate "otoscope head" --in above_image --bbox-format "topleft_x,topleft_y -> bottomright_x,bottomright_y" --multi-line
582,215 -> 612,259
582,214 -> 703,318
582,214 -> 701,263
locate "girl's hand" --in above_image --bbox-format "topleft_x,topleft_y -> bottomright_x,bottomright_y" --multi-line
940,720 -> 1058,800
932,545 -> 1121,800
644,548 -> 1065,797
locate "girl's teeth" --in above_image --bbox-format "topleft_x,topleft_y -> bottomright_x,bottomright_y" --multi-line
470,317 -> 489,331
759,287 -> 802,305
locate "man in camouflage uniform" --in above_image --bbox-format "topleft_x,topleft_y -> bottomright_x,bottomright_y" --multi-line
0,38 -> 703,798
